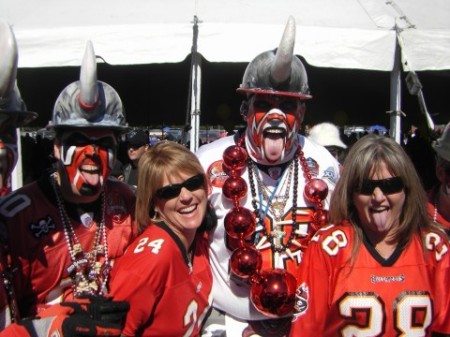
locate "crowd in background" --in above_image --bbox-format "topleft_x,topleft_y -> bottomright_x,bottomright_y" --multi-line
1,13 -> 450,337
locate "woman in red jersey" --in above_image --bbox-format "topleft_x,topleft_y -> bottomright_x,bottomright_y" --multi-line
290,134 -> 450,337
110,141 -> 215,337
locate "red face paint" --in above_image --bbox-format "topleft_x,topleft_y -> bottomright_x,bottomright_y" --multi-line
58,130 -> 117,196
245,95 -> 302,164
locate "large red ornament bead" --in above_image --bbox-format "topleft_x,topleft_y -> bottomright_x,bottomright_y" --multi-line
313,209 -> 328,227
224,207 -> 256,239
222,165 -> 243,178
223,176 -> 247,200
230,246 -> 262,278
304,178 -> 329,203
250,269 -> 297,317
223,145 -> 248,171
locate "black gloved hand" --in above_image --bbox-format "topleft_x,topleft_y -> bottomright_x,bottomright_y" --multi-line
68,294 -> 130,325
19,295 -> 130,337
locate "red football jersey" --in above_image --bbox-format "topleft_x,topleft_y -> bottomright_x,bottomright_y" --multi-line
290,223 -> 450,337
0,247 -> 15,329
0,323 -> 30,336
109,222 -> 213,337
0,176 -> 136,318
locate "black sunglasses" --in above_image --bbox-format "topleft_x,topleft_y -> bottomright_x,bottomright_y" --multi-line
358,177 -> 404,195
156,174 -> 205,200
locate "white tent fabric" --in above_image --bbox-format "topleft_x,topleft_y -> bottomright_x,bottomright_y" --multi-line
2,0 -> 449,187
2,0 -> 450,71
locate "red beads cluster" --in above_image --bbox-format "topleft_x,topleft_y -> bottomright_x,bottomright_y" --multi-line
222,143 -> 297,317
222,140 -> 329,317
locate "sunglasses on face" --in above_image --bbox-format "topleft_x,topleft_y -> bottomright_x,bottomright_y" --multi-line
252,96 -> 299,112
156,173 -> 205,200
357,176 -> 404,195
62,133 -> 116,149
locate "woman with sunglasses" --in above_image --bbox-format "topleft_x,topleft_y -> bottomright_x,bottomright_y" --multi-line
289,134 -> 450,336
109,141 -> 216,336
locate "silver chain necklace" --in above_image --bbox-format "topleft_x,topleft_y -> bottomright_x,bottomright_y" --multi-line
50,173 -> 110,297
254,161 -> 293,224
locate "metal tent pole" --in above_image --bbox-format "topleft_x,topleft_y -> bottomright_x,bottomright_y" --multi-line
189,16 -> 201,152
389,40 -> 403,144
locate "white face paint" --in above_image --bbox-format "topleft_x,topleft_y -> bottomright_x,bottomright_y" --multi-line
244,94 -> 304,165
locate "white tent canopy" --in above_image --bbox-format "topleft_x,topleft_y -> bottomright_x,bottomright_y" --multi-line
2,0 -> 450,186
2,0 -> 450,72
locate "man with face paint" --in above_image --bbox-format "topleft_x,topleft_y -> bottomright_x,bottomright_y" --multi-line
0,39 -> 135,331
428,122 -> 450,232
197,17 -> 340,337
0,22 -> 130,337
0,27 -> 37,197
0,18 -> 37,331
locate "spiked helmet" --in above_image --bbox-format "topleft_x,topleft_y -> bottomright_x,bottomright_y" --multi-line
236,16 -> 311,100
48,41 -> 128,132
0,20 -> 37,126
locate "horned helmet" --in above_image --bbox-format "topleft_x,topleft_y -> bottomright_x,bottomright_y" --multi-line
0,20 -> 38,195
48,41 -> 128,132
48,41 -> 128,197
237,16 -> 311,165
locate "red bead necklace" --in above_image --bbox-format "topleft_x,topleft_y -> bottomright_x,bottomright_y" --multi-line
222,135 -> 329,317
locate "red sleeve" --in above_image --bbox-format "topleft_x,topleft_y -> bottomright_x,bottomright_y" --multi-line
290,231 -> 332,336
0,324 -> 30,337
427,231 -> 450,334
109,238 -> 167,336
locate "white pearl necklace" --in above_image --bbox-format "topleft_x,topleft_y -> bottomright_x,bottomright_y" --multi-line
433,195 -> 438,223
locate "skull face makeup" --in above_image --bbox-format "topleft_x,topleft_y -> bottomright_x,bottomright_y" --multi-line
57,129 -> 117,197
244,94 -> 304,165
47,41 -> 128,201
236,16 -> 310,166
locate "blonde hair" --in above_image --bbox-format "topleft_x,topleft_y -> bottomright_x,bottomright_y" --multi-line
135,141 -> 207,234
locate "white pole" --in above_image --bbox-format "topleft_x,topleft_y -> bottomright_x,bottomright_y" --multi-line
389,40 -> 402,144
189,16 -> 201,153
11,128 -> 23,190
189,55 -> 201,152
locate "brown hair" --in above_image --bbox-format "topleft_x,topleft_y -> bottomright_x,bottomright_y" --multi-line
329,134 -> 440,260
135,141 -> 207,234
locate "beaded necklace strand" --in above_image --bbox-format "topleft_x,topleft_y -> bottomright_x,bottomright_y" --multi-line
222,135 -> 329,317
50,173 -> 110,297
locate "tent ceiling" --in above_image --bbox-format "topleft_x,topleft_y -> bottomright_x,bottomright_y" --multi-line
2,0 -> 450,71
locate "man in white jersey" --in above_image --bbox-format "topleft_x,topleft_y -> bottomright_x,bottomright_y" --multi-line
197,16 -> 340,337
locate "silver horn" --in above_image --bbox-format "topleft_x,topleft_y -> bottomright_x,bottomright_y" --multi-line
79,40 -> 99,109
271,16 -> 296,86
0,20 -> 18,100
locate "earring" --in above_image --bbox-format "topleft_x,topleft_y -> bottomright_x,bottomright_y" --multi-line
151,210 -> 161,222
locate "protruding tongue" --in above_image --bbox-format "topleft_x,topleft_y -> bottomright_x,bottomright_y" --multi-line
81,171 -> 100,186
263,134 -> 285,157
372,210 -> 388,230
